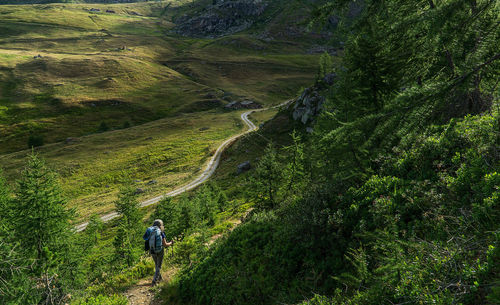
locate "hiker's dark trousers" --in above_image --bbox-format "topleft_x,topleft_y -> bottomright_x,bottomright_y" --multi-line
151,249 -> 164,283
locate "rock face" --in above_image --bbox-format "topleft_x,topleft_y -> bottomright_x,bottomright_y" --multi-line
175,0 -> 268,37
292,87 -> 325,125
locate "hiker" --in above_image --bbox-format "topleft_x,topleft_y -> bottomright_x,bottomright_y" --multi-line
143,219 -> 173,286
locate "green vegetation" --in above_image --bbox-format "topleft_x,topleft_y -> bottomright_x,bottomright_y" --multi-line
0,110 -> 245,220
0,0 -> 320,220
0,1 -> 318,154
0,152 -> 241,304
159,0 -> 500,304
1,0 -> 498,304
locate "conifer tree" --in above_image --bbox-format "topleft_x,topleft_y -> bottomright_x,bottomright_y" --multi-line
13,153 -> 74,263
253,143 -> 283,210
194,185 -> 218,226
12,153 -> 76,304
210,182 -> 228,212
177,197 -> 193,235
151,197 -> 181,241
318,51 -> 333,82
85,214 -> 103,247
114,216 -> 136,267
0,171 -> 33,304
284,131 -> 307,196
113,187 -> 142,267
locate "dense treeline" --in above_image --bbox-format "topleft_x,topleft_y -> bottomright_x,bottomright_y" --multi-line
173,0 -> 500,304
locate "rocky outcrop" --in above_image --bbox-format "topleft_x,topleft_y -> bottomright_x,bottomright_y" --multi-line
225,100 -> 262,110
175,0 -> 268,37
292,87 -> 325,125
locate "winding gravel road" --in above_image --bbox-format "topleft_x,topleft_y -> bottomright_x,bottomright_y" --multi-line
75,101 -> 290,232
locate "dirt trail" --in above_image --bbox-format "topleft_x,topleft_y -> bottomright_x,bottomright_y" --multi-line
124,266 -> 178,305
75,101 -> 291,232
124,277 -> 158,305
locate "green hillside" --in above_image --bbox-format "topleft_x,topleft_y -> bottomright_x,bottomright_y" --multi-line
0,0 -> 324,219
0,0 -> 498,305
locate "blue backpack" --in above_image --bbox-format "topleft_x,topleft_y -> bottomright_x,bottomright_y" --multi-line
143,226 -> 163,254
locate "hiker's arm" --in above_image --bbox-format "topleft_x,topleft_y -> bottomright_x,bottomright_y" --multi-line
162,238 -> 173,247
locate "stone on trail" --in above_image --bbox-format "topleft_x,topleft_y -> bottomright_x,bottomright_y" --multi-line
236,161 -> 251,174
65,137 -> 77,144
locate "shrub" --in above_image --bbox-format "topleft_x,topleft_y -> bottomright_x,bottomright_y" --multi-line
75,294 -> 127,305
98,122 -> 109,132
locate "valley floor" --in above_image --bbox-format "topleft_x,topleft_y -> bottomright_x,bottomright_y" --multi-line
0,0 -> 318,221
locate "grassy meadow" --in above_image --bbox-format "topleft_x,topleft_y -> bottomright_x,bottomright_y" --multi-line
0,0 -> 319,220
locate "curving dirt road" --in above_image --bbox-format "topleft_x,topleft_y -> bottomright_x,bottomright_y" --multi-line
75,101 -> 290,232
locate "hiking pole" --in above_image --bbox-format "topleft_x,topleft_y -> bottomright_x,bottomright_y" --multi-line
169,233 -> 183,260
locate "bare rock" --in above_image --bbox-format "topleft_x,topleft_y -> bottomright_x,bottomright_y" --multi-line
225,100 -> 262,110
65,137 -> 78,144
323,73 -> 337,86
135,188 -> 145,194
175,0 -> 268,38
292,87 -> 325,125
236,161 -> 251,174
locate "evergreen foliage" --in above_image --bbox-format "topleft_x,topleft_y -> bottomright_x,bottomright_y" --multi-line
27,134 -> 44,148
317,52 -> 333,81
253,143 -> 284,210
0,0 -> 498,304
0,153 -> 82,304
113,187 -> 142,267
173,0 -> 500,304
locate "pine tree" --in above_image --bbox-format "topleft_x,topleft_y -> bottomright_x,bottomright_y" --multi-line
113,187 -> 142,267
194,185 -> 218,227
115,187 -> 142,231
152,197 -> 180,241
113,216 -> 136,267
318,51 -> 333,82
253,143 -> 284,210
13,153 -> 74,263
0,171 -> 34,304
177,197 -> 193,235
284,131 -> 307,197
211,182 -> 228,212
85,214 -> 103,247
12,153 -> 76,304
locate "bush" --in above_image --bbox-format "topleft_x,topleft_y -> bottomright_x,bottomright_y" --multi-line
98,122 -> 109,132
75,294 -> 127,305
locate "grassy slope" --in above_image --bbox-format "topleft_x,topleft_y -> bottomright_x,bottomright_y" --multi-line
0,1 -> 319,219
1,110 -> 246,220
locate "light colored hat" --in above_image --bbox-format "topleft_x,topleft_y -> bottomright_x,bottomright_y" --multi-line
153,219 -> 164,231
